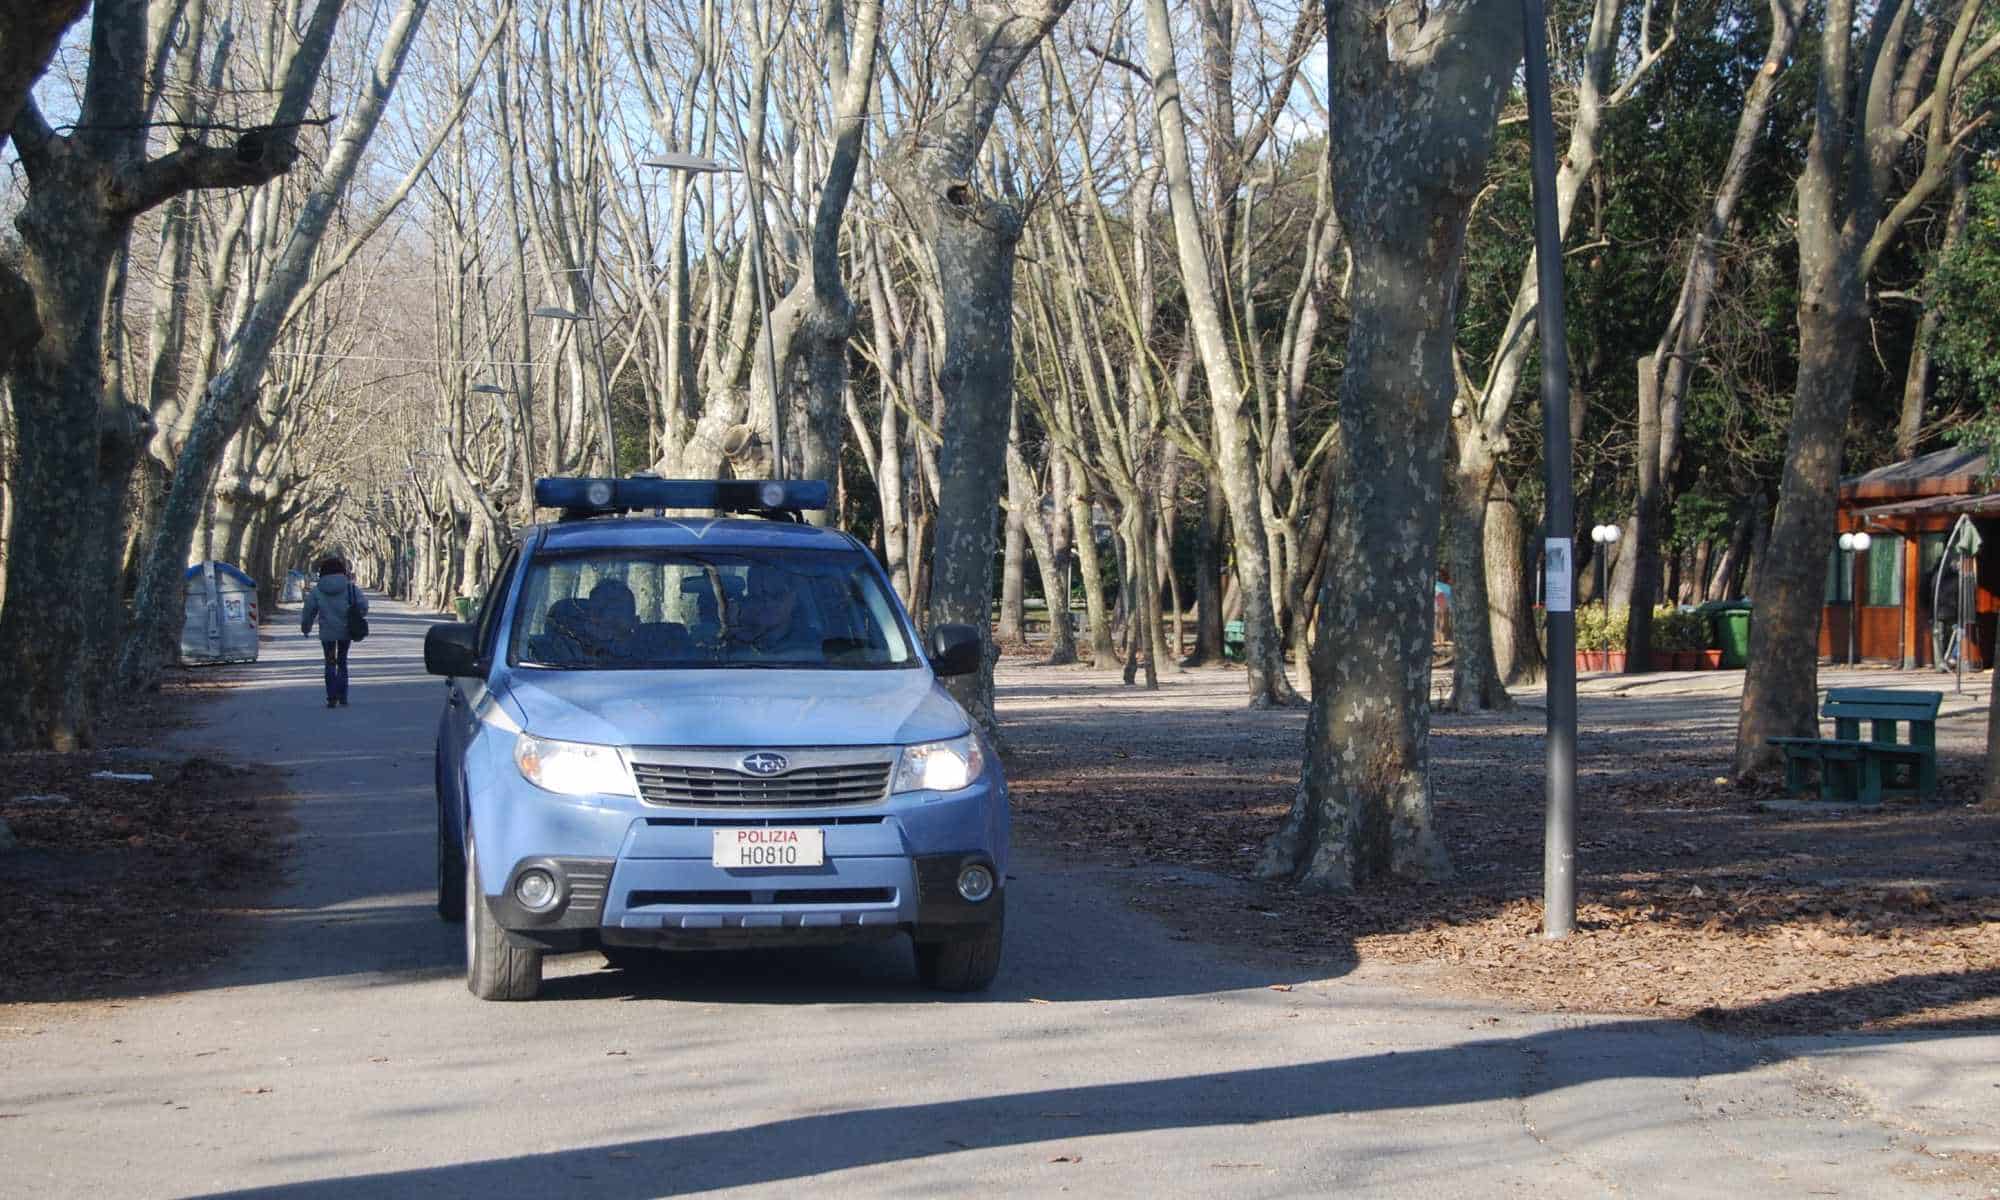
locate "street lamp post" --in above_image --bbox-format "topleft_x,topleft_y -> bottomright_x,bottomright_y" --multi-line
1837,530 -> 1871,665
1590,523 -> 1621,660
641,152 -> 783,476
531,306 -> 618,474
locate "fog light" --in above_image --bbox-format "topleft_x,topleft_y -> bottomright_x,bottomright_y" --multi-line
515,868 -> 559,911
956,864 -> 994,903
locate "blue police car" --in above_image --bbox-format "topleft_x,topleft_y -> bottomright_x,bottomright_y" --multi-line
426,478 -> 1005,1000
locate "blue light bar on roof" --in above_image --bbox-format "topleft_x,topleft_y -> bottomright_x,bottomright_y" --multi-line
533,477 -> 830,514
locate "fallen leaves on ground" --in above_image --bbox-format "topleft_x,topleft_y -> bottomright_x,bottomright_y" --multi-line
0,680 -> 289,1009
1004,667 -> 2000,1034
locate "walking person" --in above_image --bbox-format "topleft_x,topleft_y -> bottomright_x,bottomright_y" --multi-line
301,555 -> 368,707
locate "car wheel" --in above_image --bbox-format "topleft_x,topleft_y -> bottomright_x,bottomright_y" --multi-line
465,832 -> 542,1001
436,797 -> 465,923
913,894 -> 1004,993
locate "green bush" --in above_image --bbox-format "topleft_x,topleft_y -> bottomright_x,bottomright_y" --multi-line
1574,605 -> 1628,649
1652,606 -> 1707,650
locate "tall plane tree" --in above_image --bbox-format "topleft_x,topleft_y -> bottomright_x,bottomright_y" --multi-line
0,0 -> 344,749
886,0 -> 1075,733
1736,0 -> 1997,774
1261,0 -> 1519,889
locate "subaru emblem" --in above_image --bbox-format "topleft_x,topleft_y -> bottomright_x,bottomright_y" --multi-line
740,752 -> 788,776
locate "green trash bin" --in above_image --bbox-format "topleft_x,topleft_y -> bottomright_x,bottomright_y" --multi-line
1699,600 -> 1753,668
453,596 -> 475,621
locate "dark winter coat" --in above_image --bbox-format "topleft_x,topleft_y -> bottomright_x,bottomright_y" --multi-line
302,572 -> 368,643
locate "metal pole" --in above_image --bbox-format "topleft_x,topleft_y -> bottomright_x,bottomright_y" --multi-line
1848,551 -> 1858,666
1959,551 -> 1969,694
1598,552 -> 1608,655
1525,0 -> 1578,940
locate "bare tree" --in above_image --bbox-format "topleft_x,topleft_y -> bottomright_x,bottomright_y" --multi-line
884,0 -> 1075,732
119,0 -> 445,692
0,0 -> 345,748
1260,0 -> 1519,889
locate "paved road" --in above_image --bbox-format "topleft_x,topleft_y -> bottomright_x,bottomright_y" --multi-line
2,598 -> 1993,1198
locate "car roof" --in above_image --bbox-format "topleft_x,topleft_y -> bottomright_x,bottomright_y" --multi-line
528,515 -> 864,555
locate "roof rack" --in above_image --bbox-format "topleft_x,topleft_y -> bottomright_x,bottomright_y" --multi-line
532,477 -> 830,523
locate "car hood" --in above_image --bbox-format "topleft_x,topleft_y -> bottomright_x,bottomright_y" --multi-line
498,667 -> 969,749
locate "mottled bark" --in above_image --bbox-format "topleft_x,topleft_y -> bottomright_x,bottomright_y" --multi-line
0,0 -> 341,745
1487,474 -> 1544,683
1736,0 -> 1986,775
885,0 -> 1073,734
1259,0 -> 1519,889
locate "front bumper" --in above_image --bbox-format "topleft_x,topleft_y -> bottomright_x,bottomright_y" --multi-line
470,768 -> 1006,950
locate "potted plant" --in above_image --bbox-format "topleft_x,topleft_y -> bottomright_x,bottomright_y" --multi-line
1654,606 -> 1706,669
1574,606 -> 1628,672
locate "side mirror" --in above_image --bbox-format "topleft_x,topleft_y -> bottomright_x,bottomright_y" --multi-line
425,622 -> 480,677
928,623 -> 982,677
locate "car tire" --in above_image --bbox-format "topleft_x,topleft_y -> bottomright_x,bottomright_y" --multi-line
465,832 -> 542,1001
913,895 -> 1004,993
436,796 -> 465,923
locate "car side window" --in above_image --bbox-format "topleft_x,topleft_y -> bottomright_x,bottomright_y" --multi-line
473,548 -> 520,663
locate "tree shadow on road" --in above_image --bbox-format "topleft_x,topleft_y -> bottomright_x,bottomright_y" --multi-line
175,970 -> 2000,1200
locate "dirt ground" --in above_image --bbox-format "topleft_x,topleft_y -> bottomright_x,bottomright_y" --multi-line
998,654 -> 2000,1035
0,675 -> 290,1006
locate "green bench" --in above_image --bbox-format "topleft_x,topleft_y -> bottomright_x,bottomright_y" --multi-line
1768,687 -> 1941,804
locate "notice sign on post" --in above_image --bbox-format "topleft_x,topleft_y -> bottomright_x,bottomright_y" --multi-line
1544,537 -> 1574,613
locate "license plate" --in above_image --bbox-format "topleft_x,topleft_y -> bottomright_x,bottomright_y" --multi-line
712,827 -> 824,869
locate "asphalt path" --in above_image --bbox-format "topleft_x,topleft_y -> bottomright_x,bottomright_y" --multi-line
0,598 -> 1986,1198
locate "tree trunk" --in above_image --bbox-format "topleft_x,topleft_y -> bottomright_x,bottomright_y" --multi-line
884,0 -> 1070,734
1737,299 -> 1861,775
1143,0 -> 1295,707
1259,0 -> 1517,889
1628,0 -> 1803,671
1070,486 -> 1116,663
1897,157 -> 1970,460
1488,473 -> 1545,683
1444,424 -> 1511,710
1186,475 -> 1226,664
1011,436 -> 1076,663
0,190 -> 122,748
998,404 -> 1029,643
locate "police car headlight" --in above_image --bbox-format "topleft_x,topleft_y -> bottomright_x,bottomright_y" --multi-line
513,735 -> 634,797
892,734 -> 984,794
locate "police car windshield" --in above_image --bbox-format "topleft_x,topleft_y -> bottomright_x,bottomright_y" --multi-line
509,548 -> 917,670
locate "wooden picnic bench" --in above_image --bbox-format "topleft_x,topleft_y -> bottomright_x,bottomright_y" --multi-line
1767,687 -> 1941,804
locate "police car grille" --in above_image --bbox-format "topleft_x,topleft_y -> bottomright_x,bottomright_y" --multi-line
633,762 -> 891,806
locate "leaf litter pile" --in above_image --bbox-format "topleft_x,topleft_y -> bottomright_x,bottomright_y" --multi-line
1000,664 -> 2000,1034
0,680 -> 289,1006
